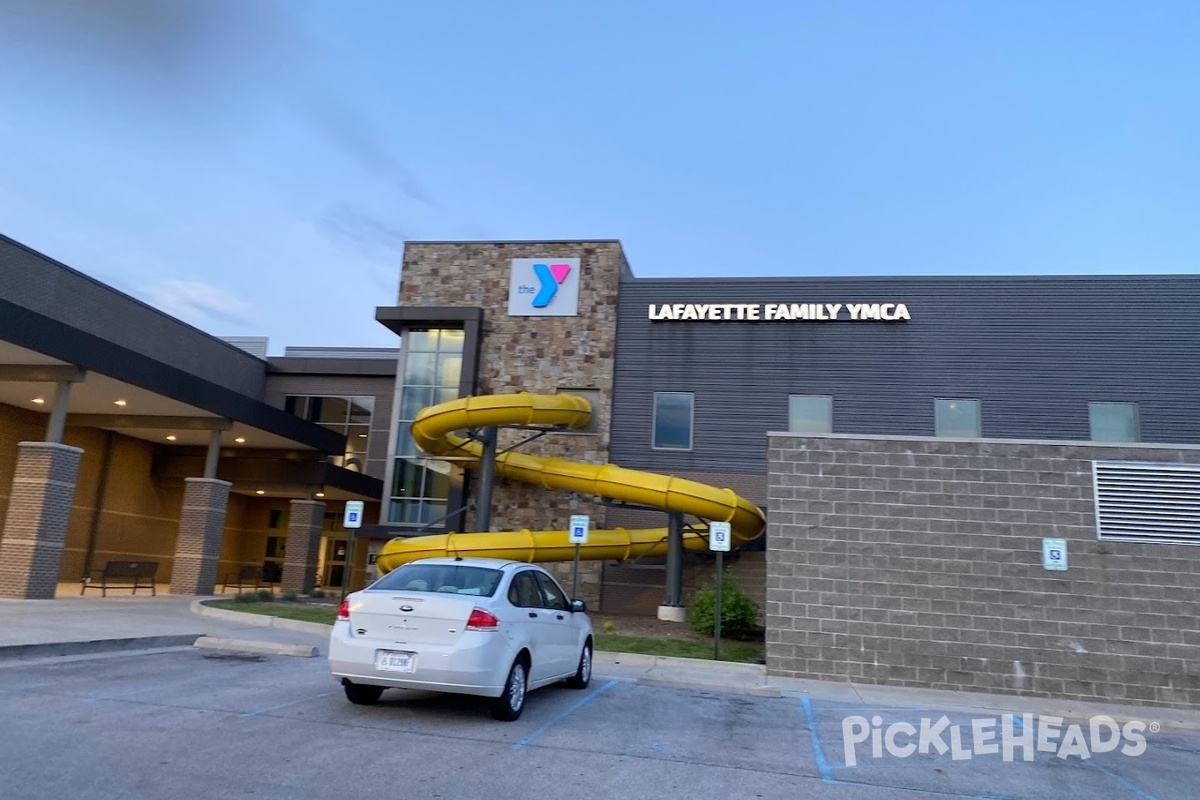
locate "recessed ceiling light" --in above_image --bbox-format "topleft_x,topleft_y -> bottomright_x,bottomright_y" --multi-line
358,434 -> 367,437
166,435 -> 177,441
315,492 -> 325,498
114,399 -> 127,407
255,490 -> 265,495
235,437 -> 246,444
32,397 -> 45,405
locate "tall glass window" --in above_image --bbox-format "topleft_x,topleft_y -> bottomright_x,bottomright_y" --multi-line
389,329 -> 464,524
788,395 -> 833,434
1089,402 -> 1139,443
652,392 -> 694,450
285,395 -> 375,472
934,398 -> 981,438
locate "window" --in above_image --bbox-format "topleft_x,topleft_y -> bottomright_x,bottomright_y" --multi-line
534,572 -> 569,609
934,398 -> 981,438
285,395 -> 375,472
652,392 -> 694,450
508,571 -> 543,608
388,328 -> 464,525
1090,402 -> 1139,443
788,395 -> 833,434
557,388 -> 601,434
373,564 -> 502,596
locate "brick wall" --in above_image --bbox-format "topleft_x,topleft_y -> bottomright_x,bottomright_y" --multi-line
395,242 -> 631,606
282,499 -> 326,594
0,442 -> 83,598
170,478 -> 231,594
767,434 -> 1200,710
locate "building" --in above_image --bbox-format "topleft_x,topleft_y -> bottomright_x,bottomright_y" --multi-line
4,233 -> 1199,709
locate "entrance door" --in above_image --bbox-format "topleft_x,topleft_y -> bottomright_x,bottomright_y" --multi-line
324,538 -> 348,589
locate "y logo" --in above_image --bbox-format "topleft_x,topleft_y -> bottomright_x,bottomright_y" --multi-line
531,263 -> 572,308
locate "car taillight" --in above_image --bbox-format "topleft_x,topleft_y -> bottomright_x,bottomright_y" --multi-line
466,607 -> 499,632
337,600 -> 350,620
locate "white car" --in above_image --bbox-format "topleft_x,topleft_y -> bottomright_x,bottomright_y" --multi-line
329,557 -> 594,721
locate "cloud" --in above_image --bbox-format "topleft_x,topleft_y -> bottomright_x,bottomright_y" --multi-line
297,92 -> 434,207
138,279 -> 256,329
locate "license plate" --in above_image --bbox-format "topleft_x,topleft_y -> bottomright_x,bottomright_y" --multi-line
375,650 -> 415,673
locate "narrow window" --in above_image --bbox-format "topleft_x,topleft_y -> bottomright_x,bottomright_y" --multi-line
652,392 -> 694,450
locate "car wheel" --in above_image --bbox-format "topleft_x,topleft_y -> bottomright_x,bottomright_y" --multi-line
343,681 -> 384,706
565,640 -> 592,689
490,658 -> 528,721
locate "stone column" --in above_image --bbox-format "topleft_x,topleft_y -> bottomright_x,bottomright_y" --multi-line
281,499 -> 326,594
170,478 -> 231,595
0,442 -> 83,599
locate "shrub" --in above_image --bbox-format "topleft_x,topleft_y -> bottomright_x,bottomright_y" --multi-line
309,588 -> 325,599
254,589 -> 276,602
688,569 -> 760,639
281,590 -> 299,602
233,592 -> 257,604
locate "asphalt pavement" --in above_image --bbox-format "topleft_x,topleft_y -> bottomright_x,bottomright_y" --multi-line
3,591 -> 1200,737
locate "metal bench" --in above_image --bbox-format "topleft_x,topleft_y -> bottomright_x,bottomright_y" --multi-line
221,565 -> 276,594
80,561 -> 159,596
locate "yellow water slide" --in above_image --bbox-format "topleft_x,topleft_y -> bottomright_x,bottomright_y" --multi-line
375,393 -> 766,574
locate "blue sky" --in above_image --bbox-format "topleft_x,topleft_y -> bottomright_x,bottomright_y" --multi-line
1,1 -> 1197,351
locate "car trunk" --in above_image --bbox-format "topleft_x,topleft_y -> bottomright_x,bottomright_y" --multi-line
347,591 -> 479,646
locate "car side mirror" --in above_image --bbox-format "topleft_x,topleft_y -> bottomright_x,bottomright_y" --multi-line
571,599 -> 586,613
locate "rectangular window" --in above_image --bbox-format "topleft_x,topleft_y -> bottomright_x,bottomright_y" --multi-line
1089,402 -> 1139,443
557,388 -> 601,434
388,328 -> 465,525
285,394 -> 375,472
652,392 -> 694,450
788,395 -> 833,434
934,398 -> 981,438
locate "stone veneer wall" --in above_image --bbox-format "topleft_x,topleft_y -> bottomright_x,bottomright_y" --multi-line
767,434 -> 1200,710
398,242 -> 631,605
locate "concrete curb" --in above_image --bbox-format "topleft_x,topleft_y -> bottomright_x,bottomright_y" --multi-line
194,636 -> 318,658
190,600 -> 334,636
0,634 -> 202,662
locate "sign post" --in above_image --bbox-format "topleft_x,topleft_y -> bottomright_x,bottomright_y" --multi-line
709,521 -> 731,660
341,501 -> 364,601
568,514 -> 590,599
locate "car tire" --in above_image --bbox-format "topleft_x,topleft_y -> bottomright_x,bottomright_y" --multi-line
343,681 -> 384,706
490,658 -> 528,721
565,640 -> 592,689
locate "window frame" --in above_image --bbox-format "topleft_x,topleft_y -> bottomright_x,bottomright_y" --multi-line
1088,401 -> 1140,443
787,394 -> 834,435
651,391 -> 695,451
934,398 -> 982,438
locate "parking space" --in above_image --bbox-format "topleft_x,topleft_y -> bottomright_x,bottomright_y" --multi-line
1,649 -> 1197,799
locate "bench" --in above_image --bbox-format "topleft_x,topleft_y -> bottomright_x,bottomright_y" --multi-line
80,561 -> 159,596
221,565 -> 276,594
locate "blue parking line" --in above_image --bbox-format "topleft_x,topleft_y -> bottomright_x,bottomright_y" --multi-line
1011,713 -> 1160,800
240,690 -> 338,718
511,679 -> 617,751
800,697 -> 837,783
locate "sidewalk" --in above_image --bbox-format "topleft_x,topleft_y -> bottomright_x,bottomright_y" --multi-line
3,593 -> 1199,735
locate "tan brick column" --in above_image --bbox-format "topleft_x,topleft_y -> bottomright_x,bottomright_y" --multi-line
281,499 -> 326,594
170,478 -> 231,595
0,442 -> 83,599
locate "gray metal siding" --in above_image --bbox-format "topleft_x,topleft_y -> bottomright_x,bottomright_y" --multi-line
611,275 -> 1200,473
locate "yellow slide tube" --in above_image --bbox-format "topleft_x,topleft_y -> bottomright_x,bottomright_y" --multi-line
375,393 -> 766,574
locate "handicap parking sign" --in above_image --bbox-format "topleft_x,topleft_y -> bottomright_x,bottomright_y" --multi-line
709,521 -> 731,552
569,514 -> 589,544
1042,538 -> 1067,571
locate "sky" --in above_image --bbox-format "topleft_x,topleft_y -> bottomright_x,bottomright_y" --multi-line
0,1 -> 1197,352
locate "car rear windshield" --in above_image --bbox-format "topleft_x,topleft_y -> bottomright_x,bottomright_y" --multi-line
370,564 -> 503,597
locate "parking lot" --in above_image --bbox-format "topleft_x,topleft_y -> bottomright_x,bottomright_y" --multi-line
1,648 -> 1197,799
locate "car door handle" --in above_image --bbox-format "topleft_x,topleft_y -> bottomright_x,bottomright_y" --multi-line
528,612 -> 538,618
556,614 -> 565,620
